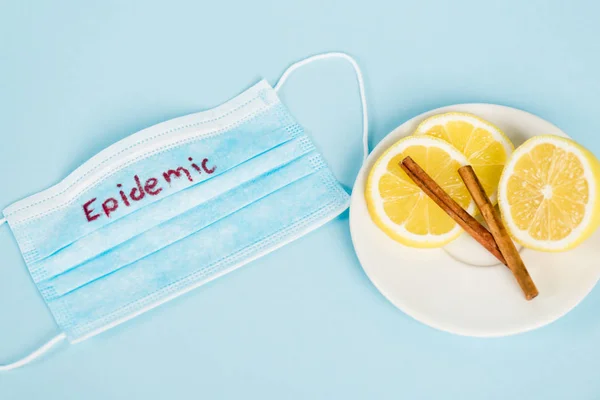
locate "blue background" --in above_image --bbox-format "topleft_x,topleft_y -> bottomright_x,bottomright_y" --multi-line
1,1 -> 599,398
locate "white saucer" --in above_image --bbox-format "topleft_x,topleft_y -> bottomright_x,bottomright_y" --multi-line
350,104 -> 600,337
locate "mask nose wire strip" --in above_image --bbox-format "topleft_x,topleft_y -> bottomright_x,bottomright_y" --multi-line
273,52 -> 369,164
0,333 -> 67,371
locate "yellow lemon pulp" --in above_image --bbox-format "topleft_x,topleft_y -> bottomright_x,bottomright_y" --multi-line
366,136 -> 475,248
498,135 -> 600,251
414,112 -> 514,204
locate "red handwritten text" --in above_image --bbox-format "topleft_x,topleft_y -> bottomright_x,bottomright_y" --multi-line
83,157 -> 216,222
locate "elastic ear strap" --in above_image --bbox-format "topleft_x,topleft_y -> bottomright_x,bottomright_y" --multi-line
0,333 -> 67,371
0,217 -> 6,225
274,52 -> 369,164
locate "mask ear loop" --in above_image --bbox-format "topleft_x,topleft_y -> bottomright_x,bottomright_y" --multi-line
0,217 -> 67,372
273,52 -> 369,165
0,333 -> 67,372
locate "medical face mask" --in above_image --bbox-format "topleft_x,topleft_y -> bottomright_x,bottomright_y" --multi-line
0,53 -> 368,371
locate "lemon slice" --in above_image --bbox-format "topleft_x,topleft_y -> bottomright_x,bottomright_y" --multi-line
498,135 -> 600,251
365,136 -> 475,247
414,112 -> 514,204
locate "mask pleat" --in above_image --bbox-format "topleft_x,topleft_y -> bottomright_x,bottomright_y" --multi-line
48,165 -> 347,338
38,151 -> 324,300
21,104 -> 299,267
30,136 -> 314,284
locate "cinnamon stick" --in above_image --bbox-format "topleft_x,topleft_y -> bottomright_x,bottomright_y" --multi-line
458,165 -> 539,300
400,157 -> 506,266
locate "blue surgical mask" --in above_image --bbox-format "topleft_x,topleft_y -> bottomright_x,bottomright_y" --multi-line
0,53 -> 368,371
